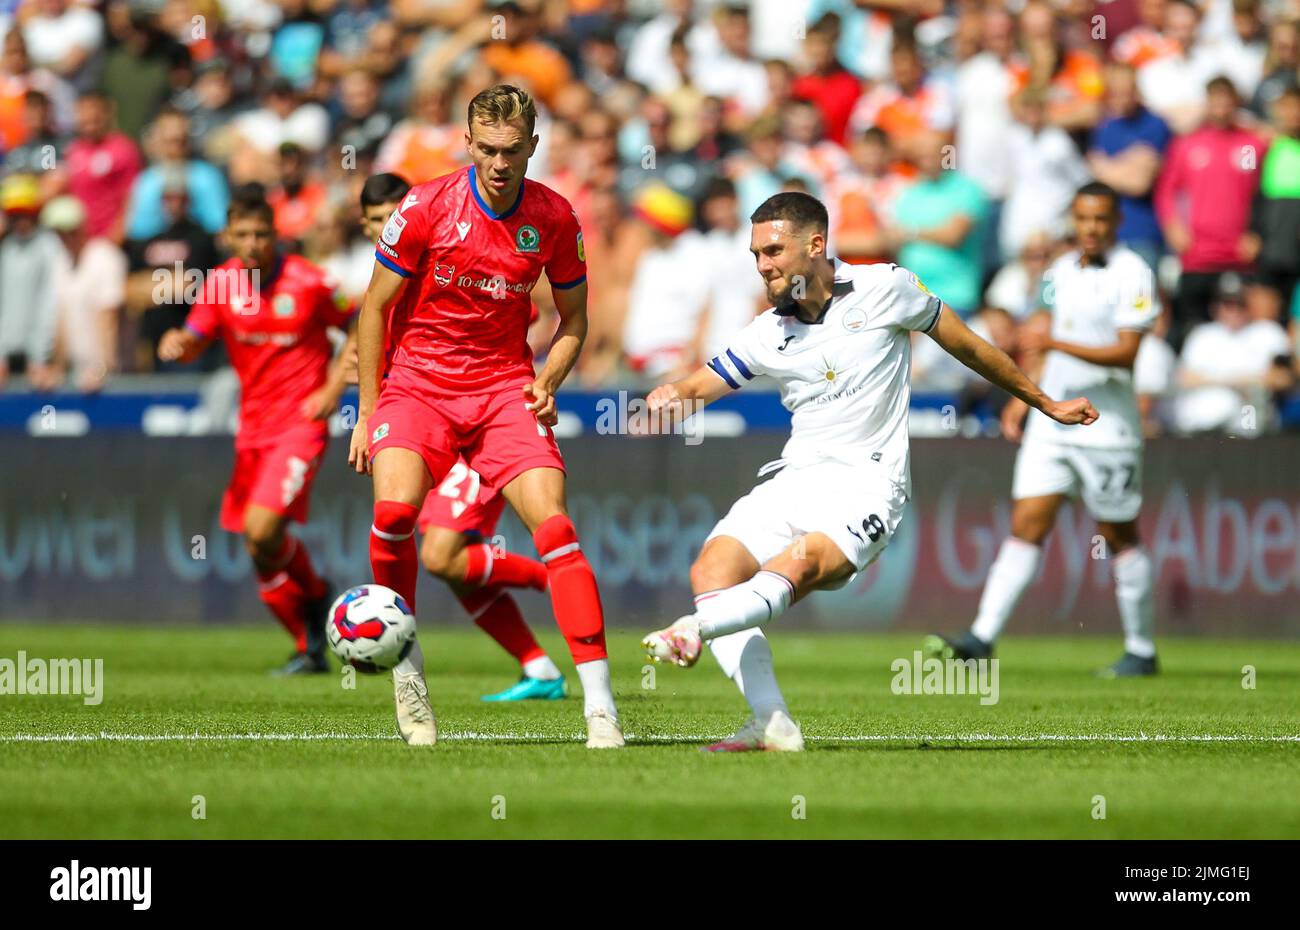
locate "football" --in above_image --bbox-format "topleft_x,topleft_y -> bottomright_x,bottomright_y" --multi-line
325,584 -> 417,673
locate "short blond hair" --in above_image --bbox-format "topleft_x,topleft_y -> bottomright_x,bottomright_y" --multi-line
467,84 -> 537,136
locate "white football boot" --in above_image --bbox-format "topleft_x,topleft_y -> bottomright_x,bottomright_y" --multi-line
584,708 -> 625,749
393,670 -> 437,746
641,616 -> 703,667
704,710 -> 804,752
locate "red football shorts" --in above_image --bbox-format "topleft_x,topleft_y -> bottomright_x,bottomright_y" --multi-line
221,425 -> 328,533
369,366 -> 565,495
417,458 -> 507,536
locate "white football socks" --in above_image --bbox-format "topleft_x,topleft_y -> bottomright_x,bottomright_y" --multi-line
394,637 -> 425,677
576,658 -> 617,717
706,625 -> 789,725
523,655 -> 563,681
970,537 -> 1042,645
695,570 -> 796,639
1113,546 -> 1156,658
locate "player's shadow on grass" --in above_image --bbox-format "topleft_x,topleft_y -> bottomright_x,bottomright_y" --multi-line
811,743 -> 1062,753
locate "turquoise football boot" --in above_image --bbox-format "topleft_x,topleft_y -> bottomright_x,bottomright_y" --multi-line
481,675 -> 568,702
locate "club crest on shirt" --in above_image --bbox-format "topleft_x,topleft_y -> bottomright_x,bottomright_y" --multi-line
842,307 -> 867,332
434,263 -> 455,286
273,294 -> 296,317
381,211 -> 406,246
515,224 -> 540,253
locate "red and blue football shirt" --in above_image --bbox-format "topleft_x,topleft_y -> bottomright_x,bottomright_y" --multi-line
373,165 -> 586,391
186,253 -> 354,449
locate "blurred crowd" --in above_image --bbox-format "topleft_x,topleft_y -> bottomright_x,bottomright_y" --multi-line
0,0 -> 1296,436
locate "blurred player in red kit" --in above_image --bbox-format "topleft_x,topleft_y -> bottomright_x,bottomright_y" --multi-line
349,86 -> 623,748
354,172 -> 566,702
159,186 -> 354,675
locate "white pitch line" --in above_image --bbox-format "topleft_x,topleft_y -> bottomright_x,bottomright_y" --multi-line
0,731 -> 1297,744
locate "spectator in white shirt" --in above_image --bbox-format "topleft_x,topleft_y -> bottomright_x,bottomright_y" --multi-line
1174,273 -> 1295,434
1000,85 -> 1090,261
625,0 -> 694,96
954,8 -> 1018,207
689,3 -> 770,119
227,78 -> 331,184
1137,0 -> 1223,134
621,183 -> 709,381
42,194 -> 126,392
1134,309 -> 1178,436
693,177 -> 766,360
20,0 -> 102,89
1206,0 -> 1267,101
984,231 -> 1057,321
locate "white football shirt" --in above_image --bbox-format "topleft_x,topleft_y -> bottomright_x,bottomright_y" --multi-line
707,258 -> 942,495
1024,246 -> 1159,450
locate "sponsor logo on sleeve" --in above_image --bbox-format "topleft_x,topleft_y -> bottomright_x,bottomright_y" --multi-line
576,230 -> 585,262
907,270 -> 934,296
381,211 -> 407,246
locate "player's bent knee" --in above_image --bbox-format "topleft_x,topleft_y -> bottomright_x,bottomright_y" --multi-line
690,557 -> 736,594
419,538 -> 460,580
242,514 -> 283,554
1009,516 -> 1053,546
1099,522 -> 1140,553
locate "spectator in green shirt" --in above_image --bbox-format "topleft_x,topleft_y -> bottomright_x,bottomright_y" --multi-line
886,130 -> 988,316
1249,86 -> 1300,323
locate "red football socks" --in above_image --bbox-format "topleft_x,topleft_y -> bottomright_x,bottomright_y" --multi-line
256,566 -> 307,651
460,587 -> 546,666
462,542 -> 548,591
370,500 -> 420,610
532,515 -> 606,664
280,536 -> 327,601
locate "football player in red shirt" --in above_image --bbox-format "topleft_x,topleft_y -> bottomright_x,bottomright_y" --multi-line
355,172 -> 565,702
159,187 -> 354,674
349,86 -> 623,748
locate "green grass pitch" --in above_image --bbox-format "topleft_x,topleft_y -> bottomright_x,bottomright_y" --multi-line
1,624 -> 1297,839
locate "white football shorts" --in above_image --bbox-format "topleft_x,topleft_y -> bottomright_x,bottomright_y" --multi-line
706,459 -> 908,588
1011,438 -> 1143,522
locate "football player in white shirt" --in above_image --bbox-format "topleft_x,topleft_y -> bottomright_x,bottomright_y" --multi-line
927,182 -> 1162,678
639,192 -> 1098,751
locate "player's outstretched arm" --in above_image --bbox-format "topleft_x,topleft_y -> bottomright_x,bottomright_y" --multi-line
928,304 -> 1099,427
349,261 -> 407,474
646,366 -> 733,428
157,326 -> 211,365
